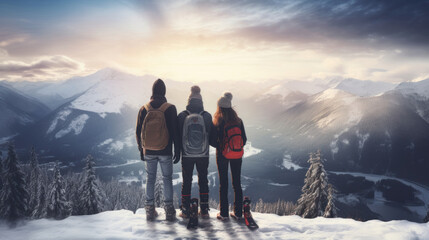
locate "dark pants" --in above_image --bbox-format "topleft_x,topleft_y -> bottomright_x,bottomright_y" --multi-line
181,157 -> 209,210
217,156 -> 243,217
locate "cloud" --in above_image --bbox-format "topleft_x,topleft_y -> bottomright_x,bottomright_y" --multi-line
0,48 -> 8,58
189,0 -> 429,53
0,55 -> 85,81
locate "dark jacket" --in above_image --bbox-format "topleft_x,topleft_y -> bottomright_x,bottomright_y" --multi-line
136,95 -> 180,157
177,98 -> 213,158
210,119 -> 247,158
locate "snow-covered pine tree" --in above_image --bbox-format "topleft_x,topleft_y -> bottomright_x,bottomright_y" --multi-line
47,162 -> 71,220
0,143 -> 29,222
32,178 -> 47,219
323,184 -> 337,218
28,147 -> 42,217
154,171 -> 164,208
79,155 -> 104,215
295,150 -> 329,218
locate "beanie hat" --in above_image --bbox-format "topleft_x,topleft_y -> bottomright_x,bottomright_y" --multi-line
217,92 -> 233,108
152,79 -> 166,96
188,85 -> 202,102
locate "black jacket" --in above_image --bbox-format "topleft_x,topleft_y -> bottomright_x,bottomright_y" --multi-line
210,119 -> 247,158
177,98 -> 213,158
136,95 -> 180,157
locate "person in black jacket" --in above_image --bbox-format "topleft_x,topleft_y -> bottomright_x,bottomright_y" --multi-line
136,79 -> 180,221
177,86 -> 213,219
211,92 -> 247,220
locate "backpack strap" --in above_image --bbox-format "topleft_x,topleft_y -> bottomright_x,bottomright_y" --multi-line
144,103 -> 153,112
145,102 -> 171,112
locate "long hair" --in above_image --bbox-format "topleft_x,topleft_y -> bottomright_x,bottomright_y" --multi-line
213,106 -> 240,126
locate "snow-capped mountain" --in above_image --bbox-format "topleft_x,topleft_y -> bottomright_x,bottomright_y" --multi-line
334,78 -> 397,97
13,68 -> 161,162
0,84 -> 50,139
274,87 -> 429,185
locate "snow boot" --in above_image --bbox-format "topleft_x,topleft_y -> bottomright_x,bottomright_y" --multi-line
199,193 -> 210,219
164,204 -> 176,221
216,212 -> 229,221
145,205 -> 158,221
243,197 -> 259,229
180,195 -> 191,219
230,212 -> 242,220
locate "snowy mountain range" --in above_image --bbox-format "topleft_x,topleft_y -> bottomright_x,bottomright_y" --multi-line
1,68 -> 429,221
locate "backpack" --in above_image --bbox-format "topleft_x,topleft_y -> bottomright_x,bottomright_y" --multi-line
141,102 -> 171,151
182,111 -> 209,157
222,121 -> 244,159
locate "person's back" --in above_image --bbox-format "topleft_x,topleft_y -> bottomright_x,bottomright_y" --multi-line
177,86 -> 213,218
210,92 -> 247,220
135,79 -> 180,221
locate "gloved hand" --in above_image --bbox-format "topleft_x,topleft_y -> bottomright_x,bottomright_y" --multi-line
173,152 -> 180,164
140,150 -> 145,161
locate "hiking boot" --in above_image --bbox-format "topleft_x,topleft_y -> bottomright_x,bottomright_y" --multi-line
230,212 -> 242,220
164,204 -> 176,221
145,205 -> 158,221
199,204 -> 210,219
179,211 -> 189,219
199,193 -> 210,219
180,195 -> 190,219
216,212 -> 229,221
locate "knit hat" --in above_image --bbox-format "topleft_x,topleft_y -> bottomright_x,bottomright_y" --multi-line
217,92 -> 233,108
152,79 -> 166,96
188,85 -> 202,102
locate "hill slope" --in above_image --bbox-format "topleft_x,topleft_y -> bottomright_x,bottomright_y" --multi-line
1,209 -> 428,240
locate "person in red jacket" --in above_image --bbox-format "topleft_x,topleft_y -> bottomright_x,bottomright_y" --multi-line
210,92 -> 247,220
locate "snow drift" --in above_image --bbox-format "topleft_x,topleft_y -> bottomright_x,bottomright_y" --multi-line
1,209 -> 428,240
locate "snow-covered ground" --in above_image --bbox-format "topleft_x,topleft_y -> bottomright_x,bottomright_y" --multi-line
1,209 -> 428,240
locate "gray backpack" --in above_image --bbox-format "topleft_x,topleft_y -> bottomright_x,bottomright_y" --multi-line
182,111 -> 208,157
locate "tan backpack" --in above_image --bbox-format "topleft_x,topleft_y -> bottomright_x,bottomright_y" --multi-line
141,102 -> 171,151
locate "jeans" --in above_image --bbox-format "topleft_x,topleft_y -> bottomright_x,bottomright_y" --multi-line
145,155 -> 173,206
217,156 -> 243,217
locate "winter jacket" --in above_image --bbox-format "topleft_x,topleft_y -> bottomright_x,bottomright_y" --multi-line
177,98 -> 213,157
135,95 -> 180,157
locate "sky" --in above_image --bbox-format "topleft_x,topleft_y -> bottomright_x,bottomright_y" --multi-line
0,0 -> 428,83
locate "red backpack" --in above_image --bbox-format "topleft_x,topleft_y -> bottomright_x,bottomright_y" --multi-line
222,122 -> 244,159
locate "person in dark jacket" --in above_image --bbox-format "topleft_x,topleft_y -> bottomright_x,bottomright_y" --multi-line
210,92 -> 247,220
136,79 -> 180,221
177,86 -> 213,218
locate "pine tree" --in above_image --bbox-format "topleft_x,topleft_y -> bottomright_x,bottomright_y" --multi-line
0,143 -> 29,222
154,171 -> 164,208
32,179 -> 47,219
295,150 -> 329,218
323,184 -> 337,218
47,162 -> 71,219
28,147 -> 42,217
79,155 -> 104,215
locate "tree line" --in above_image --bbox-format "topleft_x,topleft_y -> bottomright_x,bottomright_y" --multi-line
2,144 -> 427,225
